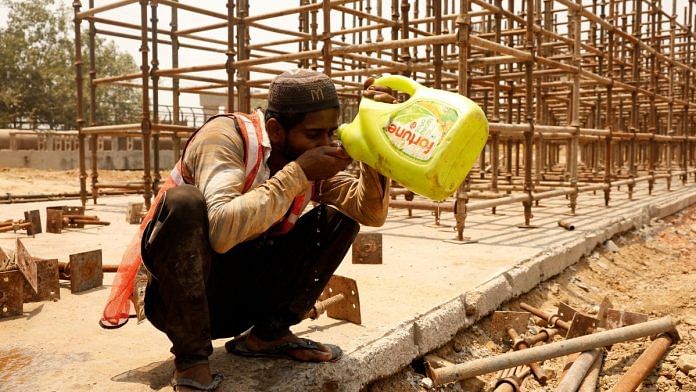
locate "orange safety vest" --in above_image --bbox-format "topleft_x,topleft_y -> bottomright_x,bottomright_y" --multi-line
100,111 -> 314,328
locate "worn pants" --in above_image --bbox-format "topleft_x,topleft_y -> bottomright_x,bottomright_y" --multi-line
141,185 -> 359,371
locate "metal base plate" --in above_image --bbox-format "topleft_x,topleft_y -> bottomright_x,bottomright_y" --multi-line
0,270 -> 24,318
64,206 -> 86,228
604,309 -> 649,329
23,258 -> 59,303
46,207 -> 64,234
557,302 -> 580,323
15,239 -> 37,294
517,224 -> 538,229
318,275 -> 361,324
23,210 -> 41,235
490,311 -> 530,342
566,312 -> 599,339
352,233 -> 382,264
126,202 -> 145,224
68,249 -> 103,293
46,206 -> 87,233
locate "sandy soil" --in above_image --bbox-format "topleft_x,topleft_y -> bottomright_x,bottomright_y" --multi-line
0,168 -> 168,195
366,205 -> 696,391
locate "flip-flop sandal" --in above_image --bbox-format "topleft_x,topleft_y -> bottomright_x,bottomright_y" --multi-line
171,372 -> 224,391
225,337 -> 342,363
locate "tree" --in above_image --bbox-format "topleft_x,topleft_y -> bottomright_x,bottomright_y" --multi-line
0,0 -> 140,129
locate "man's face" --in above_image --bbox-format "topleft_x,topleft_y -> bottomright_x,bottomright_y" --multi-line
281,108 -> 339,161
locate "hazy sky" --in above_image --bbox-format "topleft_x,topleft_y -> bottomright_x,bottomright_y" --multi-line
1,0 -> 693,110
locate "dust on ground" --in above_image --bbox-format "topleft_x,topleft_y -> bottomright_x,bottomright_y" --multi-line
0,168 -> 169,195
366,205 -> 696,391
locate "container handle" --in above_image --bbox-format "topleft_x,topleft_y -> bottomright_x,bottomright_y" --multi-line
371,74 -> 420,97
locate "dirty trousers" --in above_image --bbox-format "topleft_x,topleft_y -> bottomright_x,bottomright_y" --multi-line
141,185 -> 359,371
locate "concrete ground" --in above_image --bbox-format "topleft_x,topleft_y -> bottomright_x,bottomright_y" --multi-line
1,179 -> 695,391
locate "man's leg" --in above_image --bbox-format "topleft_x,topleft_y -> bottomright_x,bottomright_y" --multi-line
141,185 -> 217,386
217,205 -> 359,361
253,206 -> 360,338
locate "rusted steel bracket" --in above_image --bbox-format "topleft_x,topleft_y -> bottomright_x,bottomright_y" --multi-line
46,206 -> 110,234
556,303 -> 599,338
23,258 -> 60,303
11,240 -> 59,303
603,309 -> 649,329
126,202 -> 145,224
352,233 -> 382,264
0,210 -> 42,236
59,249 -> 103,293
306,275 -> 361,324
0,270 -> 24,318
15,239 -> 38,295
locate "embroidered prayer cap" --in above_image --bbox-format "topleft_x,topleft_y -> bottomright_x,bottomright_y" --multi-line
267,69 -> 339,113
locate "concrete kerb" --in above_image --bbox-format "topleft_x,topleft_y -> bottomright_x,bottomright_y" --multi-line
297,186 -> 696,392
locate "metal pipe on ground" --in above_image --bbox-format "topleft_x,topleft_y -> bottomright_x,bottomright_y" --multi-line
611,333 -> 677,392
558,220 -> 576,230
525,328 -> 560,346
556,349 -> 603,392
507,327 -> 548,384
519,302 -> 571,330
58,262 -> 119,274
493,366 -> 530,392
426,317 -> 676,386
578,349 -> 604,392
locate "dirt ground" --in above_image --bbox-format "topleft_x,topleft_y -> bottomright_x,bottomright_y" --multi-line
366,205 -> 696,391
0,168 -> 168,196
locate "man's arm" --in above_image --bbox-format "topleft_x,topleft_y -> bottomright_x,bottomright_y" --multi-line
317,163 -> 390,227
185,117 -> 310,254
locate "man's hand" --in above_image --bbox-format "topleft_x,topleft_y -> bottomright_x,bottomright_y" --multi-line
361,77 -> 399,104
296,145 -> 352,181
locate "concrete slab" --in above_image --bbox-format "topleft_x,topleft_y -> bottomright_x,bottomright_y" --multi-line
0,180 -> 694,391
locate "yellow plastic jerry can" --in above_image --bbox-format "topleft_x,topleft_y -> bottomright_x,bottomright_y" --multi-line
337,75 -> 489,201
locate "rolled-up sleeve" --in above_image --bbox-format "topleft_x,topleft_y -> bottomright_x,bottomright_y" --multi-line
317,162 -> 390,227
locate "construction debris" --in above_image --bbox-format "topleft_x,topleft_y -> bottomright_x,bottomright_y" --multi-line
0,210 -> 41,236
352,233 -> 383,264
307,275 -> 362,325
126,202 -> 145,224
46,206 -> 110,234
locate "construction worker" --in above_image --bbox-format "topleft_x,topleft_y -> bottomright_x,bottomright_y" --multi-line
101,69 -> 395,391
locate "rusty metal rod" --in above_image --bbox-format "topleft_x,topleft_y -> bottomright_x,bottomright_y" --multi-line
519,302 -> 571,330
507,327 -> 548,384
558,220 -> 576,230
577,348 -> 604,392
304,293 -> 346,320
557,349 -> 603,392
427,317 -> 675,386
493,366 -> 530,392
525,328 -> 559,346
611,333 -> 675,392
58,262 -> 119,275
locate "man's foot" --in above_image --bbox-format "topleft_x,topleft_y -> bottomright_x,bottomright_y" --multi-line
225,331 -> 342,362
248,331 -> 334,361
171,363 -> 223,391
